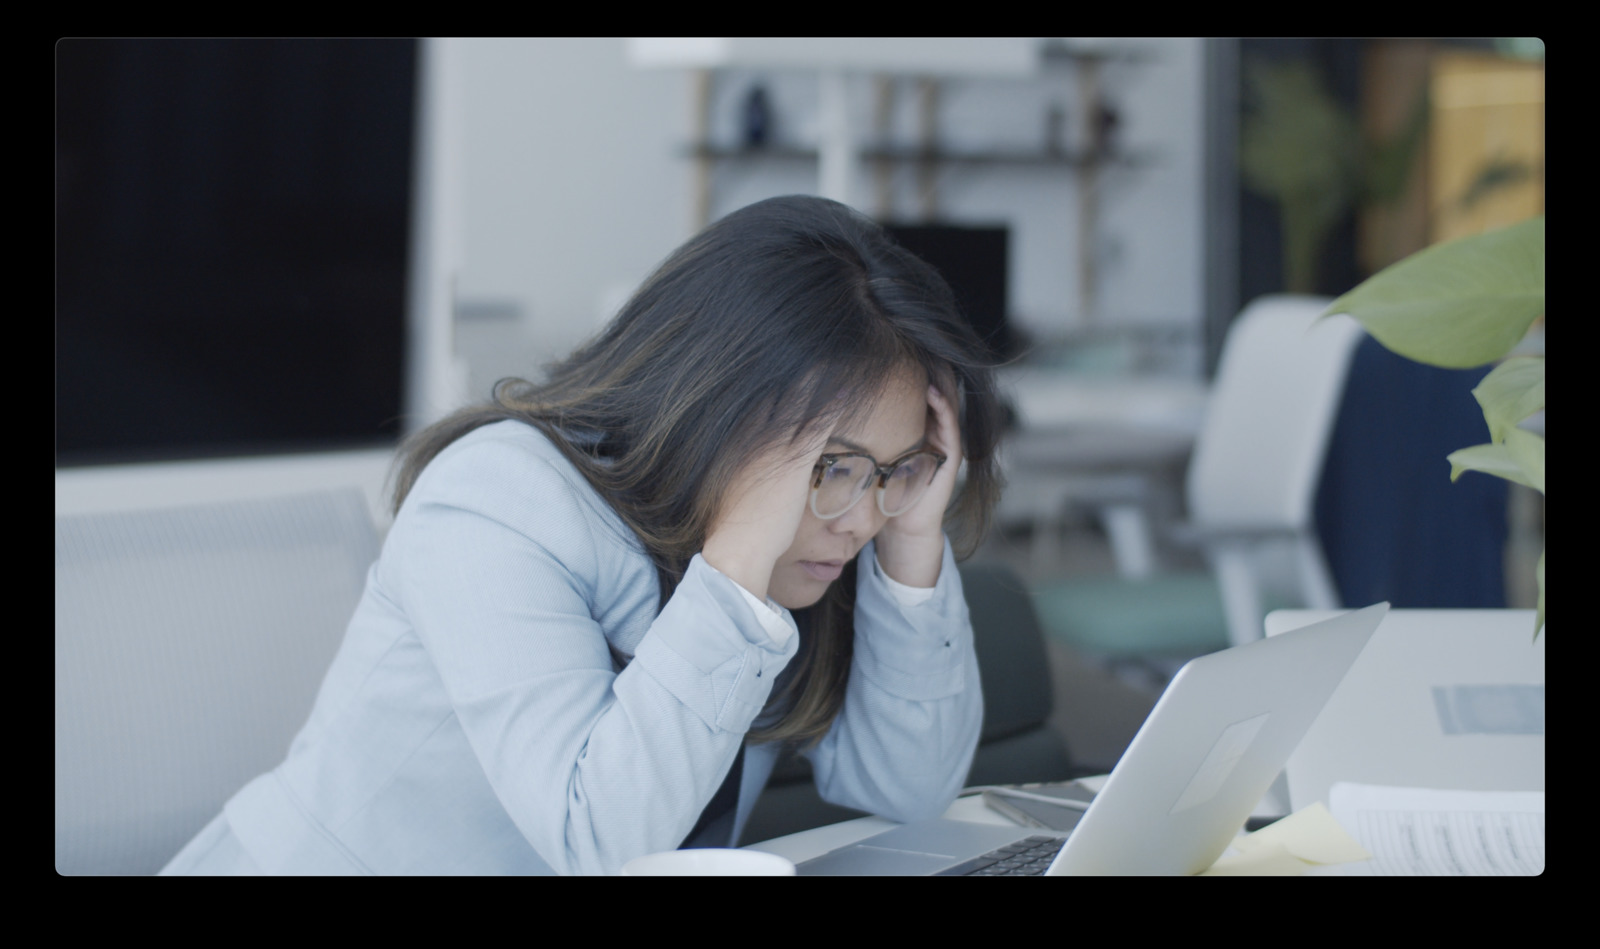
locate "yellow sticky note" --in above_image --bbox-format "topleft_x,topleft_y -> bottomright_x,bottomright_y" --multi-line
1203,842 -> 1309,876
1201,802 -> 1371,875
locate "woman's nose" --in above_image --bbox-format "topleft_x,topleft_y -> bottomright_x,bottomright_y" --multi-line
829,491 -> 885,536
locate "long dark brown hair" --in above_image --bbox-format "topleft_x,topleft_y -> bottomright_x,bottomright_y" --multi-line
389,195 -> 1006,746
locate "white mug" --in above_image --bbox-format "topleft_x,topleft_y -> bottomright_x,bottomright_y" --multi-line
620,848 -> 796,876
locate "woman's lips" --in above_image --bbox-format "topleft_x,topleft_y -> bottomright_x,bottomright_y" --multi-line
799,560 -> 845,582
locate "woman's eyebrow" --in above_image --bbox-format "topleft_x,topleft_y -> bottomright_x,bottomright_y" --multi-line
826,434 -> 929,458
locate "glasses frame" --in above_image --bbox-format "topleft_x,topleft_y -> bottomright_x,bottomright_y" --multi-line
809,448 -> 948,521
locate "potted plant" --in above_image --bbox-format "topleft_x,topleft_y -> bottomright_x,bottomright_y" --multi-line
1322,214 -> 1544,637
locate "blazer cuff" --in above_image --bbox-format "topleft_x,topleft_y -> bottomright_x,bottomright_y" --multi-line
699,558 -> 799,649
631,554 -> 799,734
850,538 -> 970,701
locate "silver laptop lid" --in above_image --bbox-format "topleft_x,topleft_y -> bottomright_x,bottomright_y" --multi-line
1048,602 -> 1388,875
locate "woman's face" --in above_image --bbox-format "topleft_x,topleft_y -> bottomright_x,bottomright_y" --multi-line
766,369 -> 930,610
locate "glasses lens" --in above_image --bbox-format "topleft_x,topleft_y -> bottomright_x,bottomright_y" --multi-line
813,456 -> 874,518
880,453 -> 940,516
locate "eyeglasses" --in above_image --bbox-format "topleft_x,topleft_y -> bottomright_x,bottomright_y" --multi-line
809,449 -> 947,520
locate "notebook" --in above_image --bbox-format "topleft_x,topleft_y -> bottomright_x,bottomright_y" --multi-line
795,602 -> 1389,875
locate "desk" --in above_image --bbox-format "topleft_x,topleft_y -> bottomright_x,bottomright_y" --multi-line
995,369 -> 1207,576
742,793 -> 1011,866
744,777 -> 1115,866
742,774 -> 1299,870
998,369 -> 1208,434
752,608 -> 1546,875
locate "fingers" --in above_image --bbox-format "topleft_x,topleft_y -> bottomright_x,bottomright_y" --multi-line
926,384 -> 963,465
705,431 -> 821,599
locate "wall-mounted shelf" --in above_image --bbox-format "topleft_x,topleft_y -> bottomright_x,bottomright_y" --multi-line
678,42 -> 1159,323
684,143 -> 1156,170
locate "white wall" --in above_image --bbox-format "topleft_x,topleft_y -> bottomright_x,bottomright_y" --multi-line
55,38 -> 1208,518
450,38 -> 1207,393
450,37 -> 696,396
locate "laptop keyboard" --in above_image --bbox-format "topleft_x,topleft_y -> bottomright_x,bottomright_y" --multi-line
933,835 -> 1067,876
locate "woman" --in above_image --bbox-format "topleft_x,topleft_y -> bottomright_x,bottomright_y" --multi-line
162,194 -> 1006,875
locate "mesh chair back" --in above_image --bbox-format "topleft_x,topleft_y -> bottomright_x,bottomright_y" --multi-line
55,488 -> 377,874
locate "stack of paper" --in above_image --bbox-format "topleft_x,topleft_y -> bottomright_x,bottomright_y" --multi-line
1203,783 -> 1544,876
1325,783 -> 1544,876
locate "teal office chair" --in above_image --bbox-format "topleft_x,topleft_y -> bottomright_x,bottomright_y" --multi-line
739,559 -> 1078,845
1027,295 -> 1366,677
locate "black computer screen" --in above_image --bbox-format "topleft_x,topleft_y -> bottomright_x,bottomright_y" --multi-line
880,222 -> 1017,362
55,38 -> 418,466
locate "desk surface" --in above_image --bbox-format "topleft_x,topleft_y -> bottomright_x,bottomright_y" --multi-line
996,369 -> 1207,433
741,774 -> 1297,867
744,777 -> 1112,865
992,370 -> 1204,513
743,794 -> 1012,865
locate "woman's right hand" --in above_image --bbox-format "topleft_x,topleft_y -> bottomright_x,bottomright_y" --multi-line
701,425 -> 830,602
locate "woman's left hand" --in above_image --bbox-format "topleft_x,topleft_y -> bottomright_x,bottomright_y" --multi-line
873,383 -> 962,589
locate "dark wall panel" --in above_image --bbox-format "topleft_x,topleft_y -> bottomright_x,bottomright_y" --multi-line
56,38 -> 417,466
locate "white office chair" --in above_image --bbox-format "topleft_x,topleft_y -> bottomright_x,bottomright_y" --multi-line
54,488 -> 378,875
1031,295 -> 1367,667
1182,295 -> 1365,647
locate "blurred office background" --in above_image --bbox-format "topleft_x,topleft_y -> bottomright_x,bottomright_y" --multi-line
57,37 -> 1545,790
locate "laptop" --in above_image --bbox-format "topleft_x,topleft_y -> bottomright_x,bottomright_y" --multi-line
1263,608 -> 1544,812
795,602 -> 1389,875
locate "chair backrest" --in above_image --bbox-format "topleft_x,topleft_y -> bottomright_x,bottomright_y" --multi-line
959,561 -> 1075,786
1313,334 -> 1510,609
55,488 -> 378,875
1186,295 -> 1366,529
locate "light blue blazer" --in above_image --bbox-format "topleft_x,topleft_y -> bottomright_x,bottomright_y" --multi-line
163,420 -> 982,875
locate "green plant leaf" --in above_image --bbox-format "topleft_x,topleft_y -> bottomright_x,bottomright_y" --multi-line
1241,59 -> 1364,293
1534,548 -> 1544,641
1447,435 -> 1544,493
1323,216 -> 1544,368
1472,355 -> 1546,443
1240,61 -> 1362,200
1503,426 -> 1545,495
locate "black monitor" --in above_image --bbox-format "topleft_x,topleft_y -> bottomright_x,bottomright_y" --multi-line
880,222 -> 1018,362
55,38 -> 418,466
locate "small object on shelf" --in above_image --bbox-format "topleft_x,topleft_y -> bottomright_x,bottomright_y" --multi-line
741,83 -> 772,148
1045,102 -> 1067,156
1092,100 -> 1121,160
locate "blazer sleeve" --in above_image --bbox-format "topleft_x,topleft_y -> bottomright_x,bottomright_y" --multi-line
802,537 -> 983,822
386,429 -> 799,875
